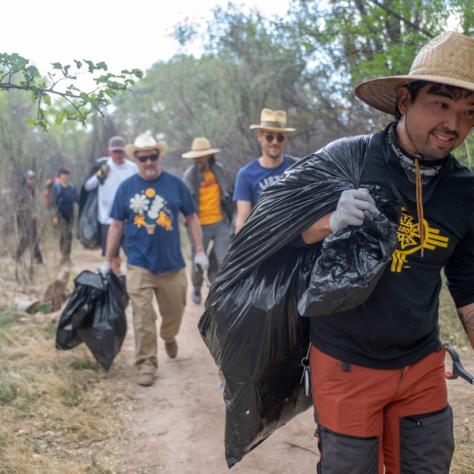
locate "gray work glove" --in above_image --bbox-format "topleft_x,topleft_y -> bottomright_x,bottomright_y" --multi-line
97,261 -> 111,278
194,251 -> 209,273
330,188 -> 379,233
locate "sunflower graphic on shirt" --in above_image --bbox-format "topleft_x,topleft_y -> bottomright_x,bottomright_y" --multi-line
129,188 -> 173,234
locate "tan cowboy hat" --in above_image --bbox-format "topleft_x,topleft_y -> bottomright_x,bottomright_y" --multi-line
355,31 -> 474,115
249,108 -> 296,133
125,131 -> 168,159
182,137 -> 221,159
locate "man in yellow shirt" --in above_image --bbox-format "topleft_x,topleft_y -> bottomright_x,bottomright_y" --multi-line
183,137 -> 234,304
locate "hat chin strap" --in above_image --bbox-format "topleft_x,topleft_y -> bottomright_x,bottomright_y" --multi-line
403,111 -> 425,256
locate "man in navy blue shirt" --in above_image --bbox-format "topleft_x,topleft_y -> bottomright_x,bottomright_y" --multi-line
51,167 -> 78,265
233,108 -> 296,233
100,132 -> 208,387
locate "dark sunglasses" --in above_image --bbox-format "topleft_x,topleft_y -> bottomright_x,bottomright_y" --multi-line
137,153 -> 160,163
264,133 -> 286,143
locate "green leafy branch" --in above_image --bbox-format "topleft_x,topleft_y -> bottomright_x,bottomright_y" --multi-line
0,53 -> 143,129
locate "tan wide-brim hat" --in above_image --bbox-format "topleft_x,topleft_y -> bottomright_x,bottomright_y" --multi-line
249,108 -> 296,133
125,131 -> 168,159
182,137 -> 221,159
355,31 -> 474,115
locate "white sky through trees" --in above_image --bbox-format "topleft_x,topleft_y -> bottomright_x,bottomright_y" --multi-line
2,0 -> 290,74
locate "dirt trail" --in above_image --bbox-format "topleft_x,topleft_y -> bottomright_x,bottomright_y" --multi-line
112,273 -> 317,474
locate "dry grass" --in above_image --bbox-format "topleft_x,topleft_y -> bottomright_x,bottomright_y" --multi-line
0,243 -> 133,474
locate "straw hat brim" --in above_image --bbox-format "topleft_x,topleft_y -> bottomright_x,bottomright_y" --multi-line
249,124 -> 296,133
355,74 -> 474,115
125,142 -> 168,159
181,148 -> 221,159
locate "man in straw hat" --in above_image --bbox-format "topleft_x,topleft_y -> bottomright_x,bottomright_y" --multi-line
233,108 -> 296,233
182,137 -> 234,304
99,132 -> 208,386
296,31 -> 474,472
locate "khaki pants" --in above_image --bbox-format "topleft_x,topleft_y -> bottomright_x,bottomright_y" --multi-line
127,265 -> 187,373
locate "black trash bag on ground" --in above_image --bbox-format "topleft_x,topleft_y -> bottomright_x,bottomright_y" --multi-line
298,188 -> 399,316
78,188 -> 100,249
199,134 -> 401,468
56,271 -> 128,370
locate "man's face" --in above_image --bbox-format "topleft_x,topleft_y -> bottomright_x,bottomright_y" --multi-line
258,130 -> 287,160
193,156 -> 210,171
60,172 -> 70,184
109,149 -> 125,164
26,176 -> 35,187
135,149 -> 160,179
397,84 -> 474,160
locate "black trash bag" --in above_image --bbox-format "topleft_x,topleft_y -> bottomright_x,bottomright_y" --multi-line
204,245 -> 319,467
298,188 -> 399,316
199,134 -> 401,468
55,271 -> 104,350
78,188 -> 100,249
56,271 -> 128,370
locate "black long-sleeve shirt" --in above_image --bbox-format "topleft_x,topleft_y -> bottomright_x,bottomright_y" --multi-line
310,126 -> 474,369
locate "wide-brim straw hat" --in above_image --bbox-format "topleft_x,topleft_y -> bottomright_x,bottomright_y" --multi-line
355,32 -> 474,115
182,137 -> 220,159
125,131 -> 168,159
249,108 -> 296,133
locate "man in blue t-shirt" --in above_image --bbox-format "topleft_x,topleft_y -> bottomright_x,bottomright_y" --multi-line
99,132 -> 208,387
233,108 -> 296,233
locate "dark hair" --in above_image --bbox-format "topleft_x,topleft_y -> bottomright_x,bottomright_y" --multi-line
394,80 -> 474,119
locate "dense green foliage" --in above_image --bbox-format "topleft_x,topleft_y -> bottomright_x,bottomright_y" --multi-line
0,54 -> 142,130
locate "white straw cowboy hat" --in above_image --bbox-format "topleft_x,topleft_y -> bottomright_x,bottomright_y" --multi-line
355,31 -> 474,115
249,108 -> 296,133
125,131 -> 168,159
182,137 -> 221,159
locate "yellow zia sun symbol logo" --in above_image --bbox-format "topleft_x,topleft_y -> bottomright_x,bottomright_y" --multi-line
391,209 -> 449,272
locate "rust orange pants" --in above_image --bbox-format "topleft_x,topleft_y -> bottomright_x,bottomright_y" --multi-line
310,346 -> 453,473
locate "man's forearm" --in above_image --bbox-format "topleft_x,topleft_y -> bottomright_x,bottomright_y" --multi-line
186,214 -> 204,253
84,175 -> 99,191
457,303 -> 474,349
234,216 -> 246,234
105,221 -> 124,262
235,200 -> 251,234
301,212 -> 333,244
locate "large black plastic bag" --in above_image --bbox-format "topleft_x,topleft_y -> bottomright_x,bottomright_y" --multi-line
56,271 -> 128,370
78,188 -> 100,249
298,189 -> 399,316
199,135 -> 401,467
211,245 -> 319,467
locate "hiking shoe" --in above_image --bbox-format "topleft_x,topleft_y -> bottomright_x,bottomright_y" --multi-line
191,289 -> 201,304
137,372 -> 155,387
165,340 -> 178,359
